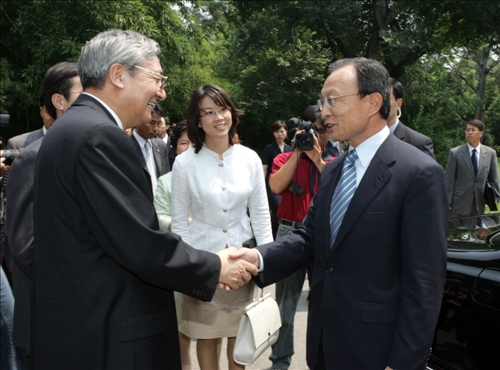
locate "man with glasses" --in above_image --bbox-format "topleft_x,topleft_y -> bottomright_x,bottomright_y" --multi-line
446,119 -> 500,217
31,30 -> 257,370
232,58 -> 448,369
5,61 -> 81,369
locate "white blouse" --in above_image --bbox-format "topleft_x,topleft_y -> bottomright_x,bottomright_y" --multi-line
171,144 -> 273,253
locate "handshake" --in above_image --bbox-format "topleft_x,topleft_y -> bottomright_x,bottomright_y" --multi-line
216,247 -> 260,291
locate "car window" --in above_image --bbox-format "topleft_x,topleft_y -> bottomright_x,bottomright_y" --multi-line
448,214 -> 500,251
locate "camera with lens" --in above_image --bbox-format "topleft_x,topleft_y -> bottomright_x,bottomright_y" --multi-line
287,117 -> 319,151
0,149 -> 21,166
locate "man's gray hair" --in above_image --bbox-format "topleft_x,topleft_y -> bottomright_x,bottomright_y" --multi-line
78,29 -> 160,90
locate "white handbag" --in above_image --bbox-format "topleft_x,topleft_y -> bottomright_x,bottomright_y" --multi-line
233,285 -> 282,365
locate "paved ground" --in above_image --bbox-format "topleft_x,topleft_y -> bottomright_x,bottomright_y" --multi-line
189,281 -> 310,370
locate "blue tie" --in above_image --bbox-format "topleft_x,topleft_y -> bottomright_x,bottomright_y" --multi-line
471,148 -> 478,177
329,149 -> 358,248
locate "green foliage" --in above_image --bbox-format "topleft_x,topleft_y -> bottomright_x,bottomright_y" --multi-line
1,0 -> 499,160
403,52 -> 500,167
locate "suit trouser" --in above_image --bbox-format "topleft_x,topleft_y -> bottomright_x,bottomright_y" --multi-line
269,221 -> 307,369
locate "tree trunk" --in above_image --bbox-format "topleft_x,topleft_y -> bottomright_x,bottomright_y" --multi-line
474,47 -> 488,123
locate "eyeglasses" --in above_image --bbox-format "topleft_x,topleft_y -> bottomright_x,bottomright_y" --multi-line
199,106 -> 232,119
318,93 -> 359,110
134,65 -> 168,89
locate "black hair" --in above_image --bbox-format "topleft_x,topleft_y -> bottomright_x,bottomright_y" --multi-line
328,58 -> 391,120
42,62 -> 79,120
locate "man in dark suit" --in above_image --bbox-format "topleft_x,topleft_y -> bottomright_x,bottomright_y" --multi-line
232,58 -> 448,369
387,78 -> 435,158
131,103 -> 170,194
446,119 -> 500,217
5,61 -> 82,369
31,30 -> 255,370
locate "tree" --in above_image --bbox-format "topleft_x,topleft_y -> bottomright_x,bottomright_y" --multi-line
0,0 -> 227,139
220,0 -> 500,156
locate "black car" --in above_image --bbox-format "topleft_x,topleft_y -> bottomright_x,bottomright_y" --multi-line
428,214 -> 500,369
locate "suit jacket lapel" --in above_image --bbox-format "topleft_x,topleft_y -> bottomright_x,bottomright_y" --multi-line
151,140 -> 161,177
327,135 -> 395,258
73,94 -> 117,124
130,136 -> 147,169
477,145 -> 488,179
458,144 -> 475,178
393,121 -> 405,141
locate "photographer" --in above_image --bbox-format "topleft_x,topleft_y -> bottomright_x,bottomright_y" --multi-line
267,105 -> 335,370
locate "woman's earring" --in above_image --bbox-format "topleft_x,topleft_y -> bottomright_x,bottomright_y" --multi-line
397,108 -> 402,119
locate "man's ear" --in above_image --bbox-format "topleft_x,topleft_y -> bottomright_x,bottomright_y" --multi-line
368,92 -> 383,117
396,98 -> 403,109
51,93 -> 65,112
108,63 -> 126,89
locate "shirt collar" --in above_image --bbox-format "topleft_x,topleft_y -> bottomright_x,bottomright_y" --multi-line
349,125 -> 390,170
467,142 -> 481,153
389,119 -> 399,134
81,92 -> 124,130
133,130 -> 149,148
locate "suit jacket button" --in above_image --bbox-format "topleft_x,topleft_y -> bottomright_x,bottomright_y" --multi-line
327,267 -> 333,274
223,229 -> 227,233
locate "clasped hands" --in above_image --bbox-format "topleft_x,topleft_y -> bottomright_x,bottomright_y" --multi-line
216,247 -> 260,292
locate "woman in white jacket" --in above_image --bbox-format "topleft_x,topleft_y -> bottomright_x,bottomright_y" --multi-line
171,84 -> 272,370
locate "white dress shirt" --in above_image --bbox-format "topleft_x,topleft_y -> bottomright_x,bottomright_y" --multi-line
171,144 -> 273,254
350,126 -> 390,186
467,142 -> 481,167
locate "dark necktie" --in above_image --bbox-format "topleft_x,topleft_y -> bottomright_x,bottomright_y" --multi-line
144,141 -> 157,194
471,148 -> 478,178
329,149 -> 358,248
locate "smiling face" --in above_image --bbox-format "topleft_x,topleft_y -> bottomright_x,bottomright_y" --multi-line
198,96 -> 232,145
320,65 -> 374,147
122,57 -> 166,128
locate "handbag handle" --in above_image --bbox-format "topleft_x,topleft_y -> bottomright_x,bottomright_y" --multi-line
251,284 -> 263,301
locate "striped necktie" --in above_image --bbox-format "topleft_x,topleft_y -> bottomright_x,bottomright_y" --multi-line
329,149 -> 358,249
144,141 -> 157,194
